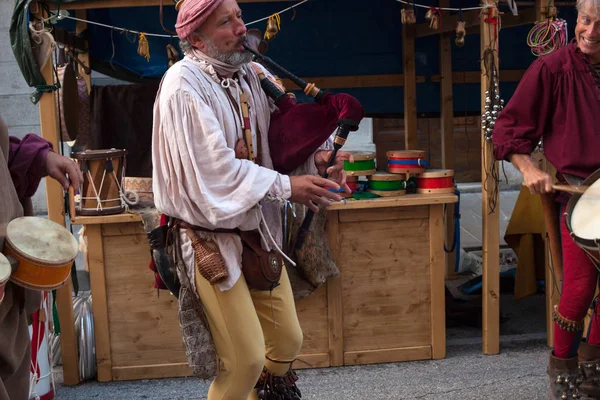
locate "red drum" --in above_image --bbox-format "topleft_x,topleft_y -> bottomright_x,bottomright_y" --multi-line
72,149 -> 127,216
387,150 -> 429,174
326,175 -> 356,199
564,168 -> 600,267
346,176 -> 358,193
0,253 -> 10,305
416,169 -> 455,194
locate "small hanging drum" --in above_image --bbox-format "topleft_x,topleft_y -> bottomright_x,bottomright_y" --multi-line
416,169 -> 455,194
344,152 -> 376,177
564,168 -> 600,267
368,172 -> 406,197
387,150 -> 429,174
72,149 -> 128,216
4,217 -> 78,290
0,253 -> 10,305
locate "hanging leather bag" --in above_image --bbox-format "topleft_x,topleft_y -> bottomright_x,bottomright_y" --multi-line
239,230 -> 282,291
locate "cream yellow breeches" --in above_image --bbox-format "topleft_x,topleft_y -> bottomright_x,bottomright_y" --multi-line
195,266 -> 303,400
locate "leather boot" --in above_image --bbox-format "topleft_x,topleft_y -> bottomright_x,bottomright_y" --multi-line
548,351 -> 581,399
255,366 -> 302,400
578,341 -> 600,399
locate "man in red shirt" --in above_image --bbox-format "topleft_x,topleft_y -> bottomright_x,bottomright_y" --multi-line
493,0 -> 600,398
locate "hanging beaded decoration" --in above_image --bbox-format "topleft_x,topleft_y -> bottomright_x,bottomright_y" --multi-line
481,49 -> 504,143
480,6 -> 503,214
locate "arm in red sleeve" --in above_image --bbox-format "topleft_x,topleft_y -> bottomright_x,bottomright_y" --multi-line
8,134 -> 53,201
492,59 -> 555,161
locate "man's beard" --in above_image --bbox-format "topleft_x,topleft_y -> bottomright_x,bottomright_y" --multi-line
202,36 -> 253,66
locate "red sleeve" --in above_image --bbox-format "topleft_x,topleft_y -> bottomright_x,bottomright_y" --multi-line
8,134 -> 53,201
492,59 -> 555,161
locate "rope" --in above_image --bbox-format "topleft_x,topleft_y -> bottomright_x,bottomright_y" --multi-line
395,0 -> 491,12
526,17 -> 568,57
246,0 -> 308,27
47,0 -> 310,37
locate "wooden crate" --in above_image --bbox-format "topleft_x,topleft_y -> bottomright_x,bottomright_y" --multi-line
83,195 -> 451,381
331,206 -> 438,365
88,221 -> 333,380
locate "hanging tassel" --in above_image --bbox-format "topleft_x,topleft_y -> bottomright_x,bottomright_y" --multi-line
166,44 -> 179,67
137,33 -> 150,62
455,21 -> 466,47
264,13 -> 281,41
425,7 -> 441,30
401,8 -> 416,24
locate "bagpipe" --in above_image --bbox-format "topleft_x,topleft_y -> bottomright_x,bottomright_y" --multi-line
244,31 -> 365,251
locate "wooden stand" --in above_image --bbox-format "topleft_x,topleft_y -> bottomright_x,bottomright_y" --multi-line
72,193 -> 456,381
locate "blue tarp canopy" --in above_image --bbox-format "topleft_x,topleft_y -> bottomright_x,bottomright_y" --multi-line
48,0 -> 578,114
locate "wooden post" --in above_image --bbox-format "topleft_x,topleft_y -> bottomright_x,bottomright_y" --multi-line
480,1 -> 500,355
535,0 -> 560,348
31,6 -> 81,385
402,24 -> 418,150
439,0 -> 456,279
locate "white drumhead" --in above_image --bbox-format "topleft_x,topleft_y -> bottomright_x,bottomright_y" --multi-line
571,179 -> 600,240
6,217 -> 78,265
0,253 -> 10,283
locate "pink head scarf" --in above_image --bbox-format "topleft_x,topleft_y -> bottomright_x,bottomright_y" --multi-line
175,0 -> 225,40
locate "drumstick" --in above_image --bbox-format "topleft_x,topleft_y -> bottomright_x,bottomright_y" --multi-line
552,184 -> 588,195
68,186 -> 76,220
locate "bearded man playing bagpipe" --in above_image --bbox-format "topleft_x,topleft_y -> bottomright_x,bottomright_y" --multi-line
151,0 -> 366,398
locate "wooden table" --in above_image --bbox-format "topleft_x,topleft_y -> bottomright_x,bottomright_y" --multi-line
71,193 -> 457,382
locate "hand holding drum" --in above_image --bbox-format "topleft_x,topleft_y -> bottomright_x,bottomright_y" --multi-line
1,217 -> 78,298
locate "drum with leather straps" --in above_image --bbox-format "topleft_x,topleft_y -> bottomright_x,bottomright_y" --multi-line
71,148 -> 128,216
